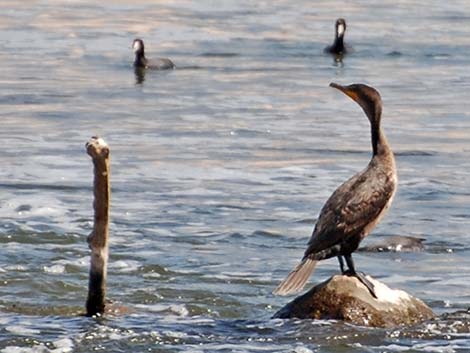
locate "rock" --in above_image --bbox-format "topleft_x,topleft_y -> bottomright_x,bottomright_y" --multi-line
359,235 -> 425,252
273,275 -> 434,328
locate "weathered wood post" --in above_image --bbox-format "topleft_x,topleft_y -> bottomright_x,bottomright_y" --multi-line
85,136 -> 110,317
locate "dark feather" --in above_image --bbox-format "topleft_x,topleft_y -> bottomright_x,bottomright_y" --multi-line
305,157 -> 396,258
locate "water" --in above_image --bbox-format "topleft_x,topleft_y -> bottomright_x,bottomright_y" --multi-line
1,0 -> 470,352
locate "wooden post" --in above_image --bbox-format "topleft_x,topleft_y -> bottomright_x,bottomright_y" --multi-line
85,136 -> 110,317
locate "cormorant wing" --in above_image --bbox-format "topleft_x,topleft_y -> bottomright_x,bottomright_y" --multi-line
303,164 -> 395,258
148,58 -> 175,70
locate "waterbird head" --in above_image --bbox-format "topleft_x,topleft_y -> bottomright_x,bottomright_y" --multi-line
132,38 -> 145,55
335,18 -> 346,38
330,82 -> 382,126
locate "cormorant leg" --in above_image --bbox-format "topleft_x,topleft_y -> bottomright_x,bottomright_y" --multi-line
337,256 -> 346,274
344,254 -> 377,299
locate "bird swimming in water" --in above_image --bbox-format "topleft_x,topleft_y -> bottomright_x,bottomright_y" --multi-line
324,18 -> 348,55
132,38 -> 175,70
273,83 -> 397,298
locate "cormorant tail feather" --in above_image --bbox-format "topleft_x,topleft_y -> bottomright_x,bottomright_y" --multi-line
273,258 -> 317,296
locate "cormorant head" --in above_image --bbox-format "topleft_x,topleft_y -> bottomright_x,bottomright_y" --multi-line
132,38 -> 145,56
330,83 -> 382,126
335,18 -> 346,39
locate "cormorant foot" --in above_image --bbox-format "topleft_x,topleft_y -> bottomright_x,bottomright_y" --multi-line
343,271 -> 377,299
338,256 -> 346,274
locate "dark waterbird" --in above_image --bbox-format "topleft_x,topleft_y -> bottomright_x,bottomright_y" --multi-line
132,38 -> 175,70
273,83 -> 397,298
324,18 -> 349,55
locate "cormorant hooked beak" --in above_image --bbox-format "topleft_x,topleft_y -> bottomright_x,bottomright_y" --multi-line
330,82 -> 359,103
330,82 -> 382,125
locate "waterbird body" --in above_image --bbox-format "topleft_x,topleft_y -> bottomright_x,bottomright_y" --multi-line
132,38 -> 175,70
273,83 -> 397,297
324,18 -> 348,55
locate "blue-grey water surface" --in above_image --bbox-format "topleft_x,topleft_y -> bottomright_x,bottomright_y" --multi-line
1,1 -> 470,352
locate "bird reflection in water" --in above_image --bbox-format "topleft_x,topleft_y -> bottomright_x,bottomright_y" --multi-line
134,67 -> 146,84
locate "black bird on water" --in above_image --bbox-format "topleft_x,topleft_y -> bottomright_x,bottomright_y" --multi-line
324,18 -> 348,55
273,83 -> 397,298
132,38 -> 175,70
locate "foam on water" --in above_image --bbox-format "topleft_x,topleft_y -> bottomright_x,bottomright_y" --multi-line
50,338 -> 74,353
5,326 -> 40,336
1,346 -> 48,353
135,304 -> 189,317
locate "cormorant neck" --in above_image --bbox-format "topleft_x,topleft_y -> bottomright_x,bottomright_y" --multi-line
367,101 -> 389,157
371,123 -> 392,157
333,36 -> 344,53
134,51 -> 146,68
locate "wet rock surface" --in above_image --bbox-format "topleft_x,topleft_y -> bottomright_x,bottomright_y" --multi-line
273,275 -> 434,328
359,235 -> 425,252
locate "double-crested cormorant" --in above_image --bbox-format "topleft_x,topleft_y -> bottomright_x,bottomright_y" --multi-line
273,83 -> 397,298
324,18 -> 348,55
132,38 -> 175,70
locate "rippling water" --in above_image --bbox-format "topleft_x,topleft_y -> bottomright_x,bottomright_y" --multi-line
1,1 -> 470,352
